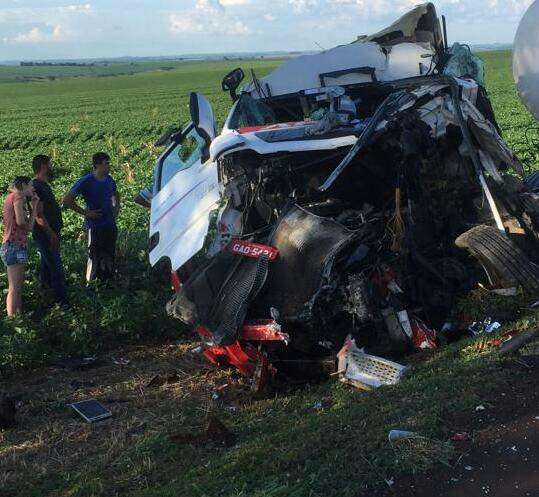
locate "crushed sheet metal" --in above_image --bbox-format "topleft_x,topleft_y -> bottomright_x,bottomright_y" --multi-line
319,90 -> 415,191
478,150 -> 504,185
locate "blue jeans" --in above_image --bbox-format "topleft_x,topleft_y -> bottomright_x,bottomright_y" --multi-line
33,230 -> 68,305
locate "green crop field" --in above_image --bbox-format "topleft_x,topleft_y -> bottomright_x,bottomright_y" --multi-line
0,50 -> 537,369
0,50 -> 538,497
0,58 -> 278,83
0,57 -> 282,368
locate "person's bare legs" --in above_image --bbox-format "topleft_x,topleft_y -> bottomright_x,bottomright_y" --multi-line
6,264 -> 25,316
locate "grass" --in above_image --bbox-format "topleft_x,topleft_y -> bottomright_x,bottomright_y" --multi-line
2,302 -> 537,497
0,49 -> 538,496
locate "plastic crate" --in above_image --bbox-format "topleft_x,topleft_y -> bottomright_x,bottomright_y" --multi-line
341,338 -> 410,389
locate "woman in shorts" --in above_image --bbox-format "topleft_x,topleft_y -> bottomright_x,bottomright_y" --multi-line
1,176 -> 39,316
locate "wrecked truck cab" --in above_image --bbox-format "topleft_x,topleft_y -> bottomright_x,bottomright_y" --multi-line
150,3 -> 539,390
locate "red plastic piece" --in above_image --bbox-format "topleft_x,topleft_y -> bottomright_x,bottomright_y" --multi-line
227,240 -> 279,261
240,320 -> 289,342
371,265 -> 399,299
171,271 -> 182,291
411,319 -> 437,350
451,432 -> 471,442
195,324 -> 281,389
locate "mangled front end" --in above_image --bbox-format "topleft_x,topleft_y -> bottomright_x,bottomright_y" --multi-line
152,4 -> 539,388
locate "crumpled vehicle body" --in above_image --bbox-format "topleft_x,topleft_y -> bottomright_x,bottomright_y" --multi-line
150,3 -> 539,385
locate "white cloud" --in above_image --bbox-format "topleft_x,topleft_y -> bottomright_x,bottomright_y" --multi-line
13,24 -> 69,43
288,0 -> 317,13
220,0 -> 252,5
0,3 -> 94,23
169,0 -> 251,35
264,13 -> 277,21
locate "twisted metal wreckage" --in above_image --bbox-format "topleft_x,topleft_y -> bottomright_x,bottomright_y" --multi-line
148,3 -> 539,390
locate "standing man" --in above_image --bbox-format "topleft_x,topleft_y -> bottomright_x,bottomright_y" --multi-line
63,152 -> 120,282
32,155 -> 68,305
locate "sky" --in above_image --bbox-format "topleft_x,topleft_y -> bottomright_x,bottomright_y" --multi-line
0,0 -> 535,60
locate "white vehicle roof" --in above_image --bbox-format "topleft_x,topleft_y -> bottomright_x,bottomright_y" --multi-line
242,2 -> 443,99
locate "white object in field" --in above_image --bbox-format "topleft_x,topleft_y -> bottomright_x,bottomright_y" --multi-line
513,0 -> 539,121
338,336 -> 409,389
388,430 -> 420,442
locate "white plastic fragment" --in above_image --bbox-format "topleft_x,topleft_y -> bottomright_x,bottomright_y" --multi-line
388,430 -> 419,442
338,335 -> 409,389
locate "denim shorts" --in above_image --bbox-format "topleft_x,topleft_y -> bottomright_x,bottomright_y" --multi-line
0,242 -> 28,266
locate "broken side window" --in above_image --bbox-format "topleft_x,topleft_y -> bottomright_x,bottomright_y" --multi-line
228,95 -> 278,129
443,43 -> 485,87
158,126 -> 206,190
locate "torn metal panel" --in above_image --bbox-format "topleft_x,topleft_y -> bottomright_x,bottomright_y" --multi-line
363,2 -> 444,51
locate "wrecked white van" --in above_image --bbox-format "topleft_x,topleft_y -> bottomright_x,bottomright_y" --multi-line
149,3 -> 539,388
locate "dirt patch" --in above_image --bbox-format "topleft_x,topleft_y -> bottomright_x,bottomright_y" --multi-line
0,341 -> 250,490
384,358 -> 539,497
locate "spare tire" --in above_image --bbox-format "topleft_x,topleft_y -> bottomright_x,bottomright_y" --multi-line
455,225 -> 539,294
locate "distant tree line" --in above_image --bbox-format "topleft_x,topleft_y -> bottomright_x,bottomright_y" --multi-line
20,62 -> 95,67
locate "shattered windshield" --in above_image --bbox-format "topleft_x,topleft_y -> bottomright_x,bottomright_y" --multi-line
228,94 -> 278,129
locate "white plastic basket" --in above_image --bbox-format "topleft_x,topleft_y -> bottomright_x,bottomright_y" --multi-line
340,337 -> 410,389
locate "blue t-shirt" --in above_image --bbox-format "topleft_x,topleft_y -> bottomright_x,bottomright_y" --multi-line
70,173 -> 117,229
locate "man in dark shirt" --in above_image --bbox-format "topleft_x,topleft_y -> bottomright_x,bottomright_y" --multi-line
32,154 -> 68,305
63,152 -> 121,282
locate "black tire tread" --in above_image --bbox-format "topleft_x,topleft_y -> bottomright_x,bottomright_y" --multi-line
455,225 -> 539,294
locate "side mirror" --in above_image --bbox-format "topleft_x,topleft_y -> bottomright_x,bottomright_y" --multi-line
154,127 -> 180,147
189,92 -> 216,149
222,68 -> 245,101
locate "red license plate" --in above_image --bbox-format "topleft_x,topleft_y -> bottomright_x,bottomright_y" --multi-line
228,240 -> 279,261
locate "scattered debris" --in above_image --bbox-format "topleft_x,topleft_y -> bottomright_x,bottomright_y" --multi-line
146,371 -> 181,388
338,335 -> 409,390
469,318 -> 502,335
170,416 -> 236,448
58,355 -> 99,370
388,430 -> 420,442
112,357 -> 130,366
411,319 -> 438,350
451,432 -> 471,442
70,399 -> 112,423
498,328 -> 539,357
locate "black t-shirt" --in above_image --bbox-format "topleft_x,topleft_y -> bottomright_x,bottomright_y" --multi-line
32,179 -> 63,235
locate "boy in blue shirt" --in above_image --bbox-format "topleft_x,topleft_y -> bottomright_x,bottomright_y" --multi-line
64,152 -> 121,281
